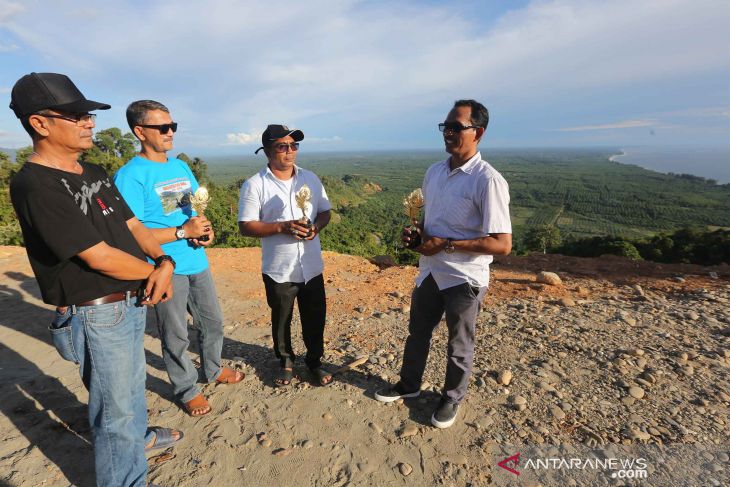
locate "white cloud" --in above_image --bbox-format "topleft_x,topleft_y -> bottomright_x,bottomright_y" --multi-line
11,1 -> 728,103
0,87 -> 10,94
306,136 -> 343,143
225,132 -> 342,146
557,120 -> 656,132
0,1 -> 23,23
1,0 -> 729,149
226,132 -> 258,145
0,42 -> 18,52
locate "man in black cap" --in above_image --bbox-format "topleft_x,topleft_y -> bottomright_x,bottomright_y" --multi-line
238,125 -> 333,387
9,73 -> 181,487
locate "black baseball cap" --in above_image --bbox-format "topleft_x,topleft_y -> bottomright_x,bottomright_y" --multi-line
9,72 -> 111,118
255,124 -> 304,154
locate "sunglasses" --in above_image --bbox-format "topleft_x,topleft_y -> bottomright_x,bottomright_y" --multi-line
273,142 -> 299,153
38,112 -> 96,126
438,122 -> 480,133
138,122 -> 178,134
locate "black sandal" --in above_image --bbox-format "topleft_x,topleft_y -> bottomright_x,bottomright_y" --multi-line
309,367 -> 333,387
274,367 -> 294,387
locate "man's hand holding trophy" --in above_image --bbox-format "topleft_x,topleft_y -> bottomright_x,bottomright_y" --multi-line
289,184 -> 315,240
402,188 -> 424,249
189,187 -> 212,243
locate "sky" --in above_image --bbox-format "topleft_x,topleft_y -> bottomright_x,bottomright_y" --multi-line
1,0 -> 729,155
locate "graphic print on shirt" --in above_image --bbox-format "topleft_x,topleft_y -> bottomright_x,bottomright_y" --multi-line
60,176 -> 116,216
154,177 -> 193,215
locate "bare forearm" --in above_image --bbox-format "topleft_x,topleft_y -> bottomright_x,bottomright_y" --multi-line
453,234 -> 512,255
314,210 -> 331,231
239,220 -> 285,238
149,227 -> 178,245
127,218 -> 166,258
78,242 -> 155,280
147,216 -> 211,244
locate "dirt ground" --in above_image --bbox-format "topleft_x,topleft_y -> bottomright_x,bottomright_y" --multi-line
1,246 -> 728,486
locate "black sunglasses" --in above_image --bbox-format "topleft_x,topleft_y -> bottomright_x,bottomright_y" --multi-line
138,122 -> 178,133
438,122 -> 480,133
38,112 -> 96,125
273,142 -> 300,153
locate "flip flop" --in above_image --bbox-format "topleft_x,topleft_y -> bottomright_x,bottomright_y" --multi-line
145,427 -> 184,452
274,367 -> 294,388
309,367 -> 334,387
216,367 -> 245,384
183,393 -> 212,417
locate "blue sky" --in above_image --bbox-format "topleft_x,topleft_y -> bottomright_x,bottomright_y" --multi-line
1,0 -> 729,155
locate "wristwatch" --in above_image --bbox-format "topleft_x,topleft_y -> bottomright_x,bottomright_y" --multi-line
444,238 -> 456,254
175,225 -> 186,240
154,254 -> 176,270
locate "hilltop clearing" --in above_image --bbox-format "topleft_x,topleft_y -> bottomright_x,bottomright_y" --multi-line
1,247 -> 728,486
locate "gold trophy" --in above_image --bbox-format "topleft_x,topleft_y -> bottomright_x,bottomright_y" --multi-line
295,184 -> 313,237
190,187 -> 211,242
403,188 -> 424,249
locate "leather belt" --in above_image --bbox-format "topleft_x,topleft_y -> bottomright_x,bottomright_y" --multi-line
76,291 -> 131,307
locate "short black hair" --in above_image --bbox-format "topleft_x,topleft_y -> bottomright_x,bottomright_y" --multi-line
453,99 -> 489,129
126,100 -> 169,131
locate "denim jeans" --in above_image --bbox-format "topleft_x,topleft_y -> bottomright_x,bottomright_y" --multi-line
154,267 -> 224,403
50,297 -> 148,487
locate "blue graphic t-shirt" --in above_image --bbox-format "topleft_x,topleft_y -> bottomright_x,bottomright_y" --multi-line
114,156 -> 209,275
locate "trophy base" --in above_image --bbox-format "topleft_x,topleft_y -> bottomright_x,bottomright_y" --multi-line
300,218 -> 313,238
405,226 -> 421,249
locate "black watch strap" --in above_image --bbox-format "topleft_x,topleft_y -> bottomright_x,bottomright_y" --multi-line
154,254 -> 176,270
445,238 -> 456,254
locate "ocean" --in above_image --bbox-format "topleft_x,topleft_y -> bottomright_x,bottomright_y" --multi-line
609,146 -> 730,184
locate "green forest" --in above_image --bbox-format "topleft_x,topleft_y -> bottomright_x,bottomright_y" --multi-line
2,129 -> 730,265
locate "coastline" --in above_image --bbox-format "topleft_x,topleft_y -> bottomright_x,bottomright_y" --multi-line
608,149 -> 626,163
606,147 -> 730,184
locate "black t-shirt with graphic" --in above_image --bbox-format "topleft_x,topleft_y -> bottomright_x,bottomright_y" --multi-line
10,162 -> 146,306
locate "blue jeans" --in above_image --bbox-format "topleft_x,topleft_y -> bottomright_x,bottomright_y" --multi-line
154,268 -> 224,403
50,297 -> 148,487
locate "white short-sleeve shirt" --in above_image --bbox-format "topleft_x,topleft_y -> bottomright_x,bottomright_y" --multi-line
417,152 -> 512,290
238,165 -> 331,284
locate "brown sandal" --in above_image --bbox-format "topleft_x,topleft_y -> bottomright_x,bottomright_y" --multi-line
184,393 -> 211,417
216,367 -> 245,384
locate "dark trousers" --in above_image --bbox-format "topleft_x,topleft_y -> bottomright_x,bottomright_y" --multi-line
263,273 -> 326,369
400,273 -> 486,405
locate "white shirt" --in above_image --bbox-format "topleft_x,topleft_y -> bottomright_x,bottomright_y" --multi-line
416,152 -> 512,290
238,165 -> 331,284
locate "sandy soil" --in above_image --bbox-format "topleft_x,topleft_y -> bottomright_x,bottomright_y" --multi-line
0,246 -> 728,486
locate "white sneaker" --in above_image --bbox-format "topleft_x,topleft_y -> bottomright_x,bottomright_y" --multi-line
430,400 -> 459,429
374,382 -> 421,403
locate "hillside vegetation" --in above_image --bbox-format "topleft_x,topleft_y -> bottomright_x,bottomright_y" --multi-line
2,135 -> 729,264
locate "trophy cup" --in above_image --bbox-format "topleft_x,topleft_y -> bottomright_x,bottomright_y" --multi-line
295,184 -> 313,238
190,187 -> 211,242
403,188 -> 424,249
